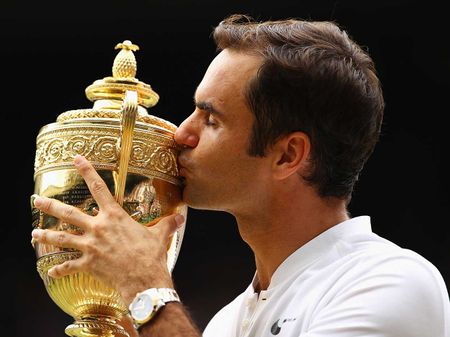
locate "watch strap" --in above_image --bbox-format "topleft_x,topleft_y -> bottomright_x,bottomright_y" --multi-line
130,288 -> 180,330
154,288 -> 180,303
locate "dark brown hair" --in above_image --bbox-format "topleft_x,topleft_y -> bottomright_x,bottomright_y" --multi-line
213,14 -> 385,200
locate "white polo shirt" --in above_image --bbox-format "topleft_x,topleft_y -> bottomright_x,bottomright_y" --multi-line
203,216 -> 450,337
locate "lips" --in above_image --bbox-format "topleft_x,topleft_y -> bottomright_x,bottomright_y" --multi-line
178,165 -> 188,178
177,159 -> 189,187
177,155 -> 190,178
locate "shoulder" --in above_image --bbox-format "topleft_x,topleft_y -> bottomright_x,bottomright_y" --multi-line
328,229 -> 446,289
331,237 -> 449,313
310,244 -> 450,336
345,238 -> 447,297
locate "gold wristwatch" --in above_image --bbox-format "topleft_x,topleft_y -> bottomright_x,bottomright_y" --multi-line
129,288 -> 180,330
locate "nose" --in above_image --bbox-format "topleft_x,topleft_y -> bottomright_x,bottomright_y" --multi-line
174,114 -> 200,148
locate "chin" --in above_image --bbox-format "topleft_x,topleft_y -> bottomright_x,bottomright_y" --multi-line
182,192 -> 205,210
182,188 -> 218,211
181,186 -> 198,207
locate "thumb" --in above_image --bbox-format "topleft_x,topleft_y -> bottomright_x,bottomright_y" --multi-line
150,213 -> 185,237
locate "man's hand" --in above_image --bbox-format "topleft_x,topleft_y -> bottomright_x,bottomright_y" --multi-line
31,154 -> 185,304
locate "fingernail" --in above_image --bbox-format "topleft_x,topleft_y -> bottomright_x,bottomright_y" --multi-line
174,214 -> 185,228
33,196 -> 44,207
32,228 -> 42,239
30,194 -> 40,208
74,155 -> 84,166
48,267 -> 57,278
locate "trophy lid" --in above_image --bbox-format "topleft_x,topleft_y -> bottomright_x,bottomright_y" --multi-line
85,40 -> 159,109
55,40 -> 176,133
34,41 -> 180,184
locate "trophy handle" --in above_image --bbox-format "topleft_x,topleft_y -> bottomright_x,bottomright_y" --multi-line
115,90 -> 138,206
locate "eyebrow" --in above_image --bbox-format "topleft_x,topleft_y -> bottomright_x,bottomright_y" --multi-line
193,96 -> 225,117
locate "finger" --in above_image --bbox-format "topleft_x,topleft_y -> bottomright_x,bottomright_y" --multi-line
151,214 -> 185,238
32,228 -> 85,250
73,155 -> 116,209
47,256 -> 86,278
119,315 -> 140,337
33,196 -> 91,230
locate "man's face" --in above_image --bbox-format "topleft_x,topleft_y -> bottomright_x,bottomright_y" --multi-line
174,49 -> 272,213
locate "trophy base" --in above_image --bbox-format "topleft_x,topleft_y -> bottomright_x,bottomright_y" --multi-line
65,317 -> 129,337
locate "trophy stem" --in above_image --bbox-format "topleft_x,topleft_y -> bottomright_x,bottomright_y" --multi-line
65,315 -> 129,337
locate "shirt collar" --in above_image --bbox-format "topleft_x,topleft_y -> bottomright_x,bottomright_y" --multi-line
251,216 -> 372,293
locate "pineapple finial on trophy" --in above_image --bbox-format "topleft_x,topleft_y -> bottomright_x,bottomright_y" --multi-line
84,39 -> 160,109
113,40 -> 140,79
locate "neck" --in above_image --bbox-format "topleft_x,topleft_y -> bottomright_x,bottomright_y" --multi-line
233,186 -> 348,292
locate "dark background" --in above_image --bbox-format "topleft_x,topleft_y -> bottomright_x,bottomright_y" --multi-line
1,0 -> 449,336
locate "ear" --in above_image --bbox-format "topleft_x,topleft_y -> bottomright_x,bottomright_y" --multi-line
271,132 -> 310,180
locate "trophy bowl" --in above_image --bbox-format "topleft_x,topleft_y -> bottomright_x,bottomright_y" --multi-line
31,40 -> 187,337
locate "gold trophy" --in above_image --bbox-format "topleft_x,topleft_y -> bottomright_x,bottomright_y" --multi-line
31,40 -> 187,337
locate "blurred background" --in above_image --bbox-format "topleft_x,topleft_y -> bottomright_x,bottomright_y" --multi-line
2,0 -> 449,335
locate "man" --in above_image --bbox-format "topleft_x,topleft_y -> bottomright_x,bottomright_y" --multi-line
31,14 -> 449,337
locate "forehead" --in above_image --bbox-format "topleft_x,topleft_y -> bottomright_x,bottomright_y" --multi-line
195,49 -> 262,103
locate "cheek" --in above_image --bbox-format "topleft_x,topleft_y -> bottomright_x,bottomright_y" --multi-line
196,129 -> 252,169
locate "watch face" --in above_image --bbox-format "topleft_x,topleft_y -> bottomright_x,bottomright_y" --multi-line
131,293 -> 153,322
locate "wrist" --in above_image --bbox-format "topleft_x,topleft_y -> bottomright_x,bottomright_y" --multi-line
118,276 -> 175,305
128,287 -> 181,331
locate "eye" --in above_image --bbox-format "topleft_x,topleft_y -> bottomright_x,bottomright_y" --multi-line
205,112 -> 217,126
